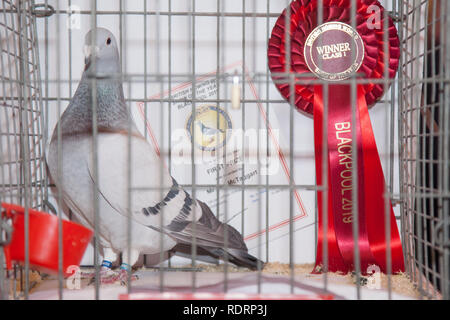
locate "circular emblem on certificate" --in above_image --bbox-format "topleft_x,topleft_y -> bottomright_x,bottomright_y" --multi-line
304,22 -> 365,81
186,105 -> 232,151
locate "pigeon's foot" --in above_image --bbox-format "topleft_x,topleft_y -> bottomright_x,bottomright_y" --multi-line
86,267 -> 116,285
117,269 -> 139,286
85,267 -> 137,285
99,267 -> 122,285
81,260 -> 115,280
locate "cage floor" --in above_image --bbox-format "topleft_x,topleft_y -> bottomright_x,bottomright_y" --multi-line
13,263 -> 420,300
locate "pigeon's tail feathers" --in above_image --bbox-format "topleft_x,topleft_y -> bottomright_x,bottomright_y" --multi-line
166,199 -> 264,270
197,200 -> 247,250
228,248 -> 264,270
206,247 -> 264,271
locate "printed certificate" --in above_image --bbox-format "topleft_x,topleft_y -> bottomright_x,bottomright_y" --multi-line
133,62 -> 315,263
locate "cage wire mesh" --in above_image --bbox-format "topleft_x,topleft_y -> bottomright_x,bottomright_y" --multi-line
0,0 -> 448,300
0,0 -> 46,299
399,0 -> 449,300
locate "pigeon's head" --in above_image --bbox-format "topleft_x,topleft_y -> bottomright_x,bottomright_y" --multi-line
83,28 -> 120,74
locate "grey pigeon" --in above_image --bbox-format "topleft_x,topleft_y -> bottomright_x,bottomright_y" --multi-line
46,28 -> 262,283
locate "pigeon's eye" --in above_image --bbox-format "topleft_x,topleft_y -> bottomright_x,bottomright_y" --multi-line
106,38 -> 111,45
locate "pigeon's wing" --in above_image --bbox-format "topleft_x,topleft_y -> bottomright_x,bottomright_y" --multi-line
85,132 -> 262,269
163,200 -> 262,270
86,133 -> 242,247
163,200 -> 247,250
85,132 -> 189,228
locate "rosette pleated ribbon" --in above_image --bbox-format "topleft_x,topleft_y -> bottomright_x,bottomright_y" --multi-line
268,0 -> 405,274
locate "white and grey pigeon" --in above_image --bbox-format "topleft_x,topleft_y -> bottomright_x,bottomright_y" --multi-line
46,28 -> 262,283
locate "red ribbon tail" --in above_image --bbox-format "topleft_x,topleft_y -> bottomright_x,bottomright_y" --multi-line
359,100 -> 405,273
313,84 -> 405,274
313,85 -> 348,273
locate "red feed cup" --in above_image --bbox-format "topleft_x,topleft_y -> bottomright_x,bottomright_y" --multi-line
1,202 -> 93,276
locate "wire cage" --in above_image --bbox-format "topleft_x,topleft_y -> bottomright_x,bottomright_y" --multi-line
399,0 -> 449,300
0,0 -> 46,298
0,0 -> 448,300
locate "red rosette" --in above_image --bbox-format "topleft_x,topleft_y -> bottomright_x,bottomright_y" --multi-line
268,0 -> 405,274
268,0 -> 400,116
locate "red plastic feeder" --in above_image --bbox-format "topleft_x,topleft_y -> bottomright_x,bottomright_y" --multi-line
1,202 -> 93,276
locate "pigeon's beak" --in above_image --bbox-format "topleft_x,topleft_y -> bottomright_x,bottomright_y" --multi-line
83,45 -> 100,70
84,44 -> 100,58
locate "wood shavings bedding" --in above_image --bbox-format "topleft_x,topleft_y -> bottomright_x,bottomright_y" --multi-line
185,262 -> 423,299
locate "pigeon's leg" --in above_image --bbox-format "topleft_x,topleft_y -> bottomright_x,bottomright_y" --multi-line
82,247 -> 118,279
86,248 -> 122,285
96,248 -> 122,284
117,249 -> 140,285
101,247 -> 118,270
88,249 -> 140,285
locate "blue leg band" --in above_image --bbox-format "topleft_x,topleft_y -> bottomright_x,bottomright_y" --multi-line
120,263 -> 131,271
101,260 -> 112,269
